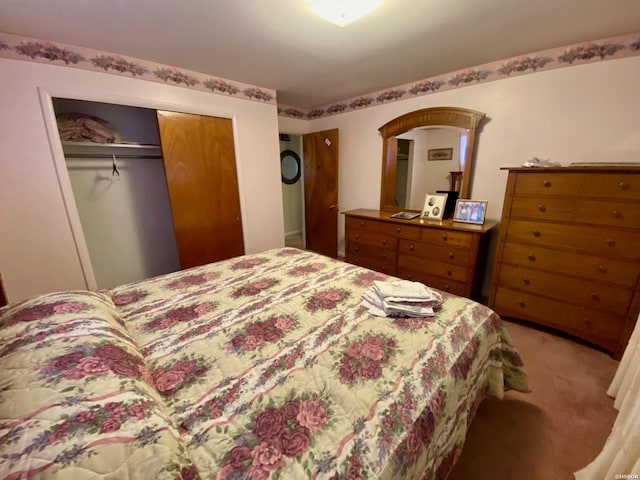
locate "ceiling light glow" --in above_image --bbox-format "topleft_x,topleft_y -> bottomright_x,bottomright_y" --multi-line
307,0 -> 383,27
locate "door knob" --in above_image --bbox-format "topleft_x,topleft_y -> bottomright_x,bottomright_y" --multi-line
329,204 -> 338,209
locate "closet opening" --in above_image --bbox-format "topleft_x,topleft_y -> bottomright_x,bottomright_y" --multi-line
52,98 -> 181,289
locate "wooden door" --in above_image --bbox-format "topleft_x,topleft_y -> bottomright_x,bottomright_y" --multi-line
157,111 -> 244,269
303,129 -> 339,258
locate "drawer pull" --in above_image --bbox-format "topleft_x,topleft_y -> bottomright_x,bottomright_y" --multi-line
605,238 -> 615,247
396,226 -> 401,233
444,284 -> 451,291
407,274 -> 413,280
597,264 -> 607,274
359,221 -> 365,227
612,210 -> 622,218
543,180 -> 551,187
523,277 -> 530,285
527,253 -> 536,261
354,245 -> 360,252
590,292 -> 599,301
538,204 -> 546,212
382,239 -> 387,246
532,230 -> 541,237
442,233 -> 448,241
355,233 -> 360,240
409,244 -> 415,251
448,252 -> 454,259
618,181 -> 629,190
518,300 -> 526,308
447,269 -> 452,276
381,253 -> 387,259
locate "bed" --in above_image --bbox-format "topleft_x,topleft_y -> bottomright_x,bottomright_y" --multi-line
0,247 -> 529,479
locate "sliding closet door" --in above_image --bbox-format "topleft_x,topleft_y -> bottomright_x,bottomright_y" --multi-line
157,111 -> 244,269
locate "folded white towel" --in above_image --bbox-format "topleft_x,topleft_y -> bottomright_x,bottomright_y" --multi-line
362,280 -> 443,318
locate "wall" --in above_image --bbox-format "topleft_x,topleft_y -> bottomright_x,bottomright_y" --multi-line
304,56 -> 640,290
0,58 -> 284,302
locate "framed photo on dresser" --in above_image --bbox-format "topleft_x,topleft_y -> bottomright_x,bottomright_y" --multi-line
453,200 -> 487,225
421,193 -> 448,220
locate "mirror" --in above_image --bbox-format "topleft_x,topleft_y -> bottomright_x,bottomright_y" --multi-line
379,107 -> 486,212
281,149 -> 301,184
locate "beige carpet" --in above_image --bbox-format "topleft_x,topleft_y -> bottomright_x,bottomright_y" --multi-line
448,320 -> 620,480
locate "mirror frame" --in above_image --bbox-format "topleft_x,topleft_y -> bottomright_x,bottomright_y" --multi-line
379,106 -> 486,212
280,149 -> 302,185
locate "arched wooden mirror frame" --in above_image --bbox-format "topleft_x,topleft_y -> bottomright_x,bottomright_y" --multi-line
379,106 -> 486,212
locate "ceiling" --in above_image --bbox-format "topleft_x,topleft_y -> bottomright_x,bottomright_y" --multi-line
1,0 -> 639,109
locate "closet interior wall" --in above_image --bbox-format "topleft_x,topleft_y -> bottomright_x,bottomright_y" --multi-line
53,98 -> 180,289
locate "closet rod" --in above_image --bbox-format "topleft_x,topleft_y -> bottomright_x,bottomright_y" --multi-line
64,154 -> 163,159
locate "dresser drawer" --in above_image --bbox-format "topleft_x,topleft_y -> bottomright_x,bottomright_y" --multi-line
500,243 -> 639,287
346,217 -> 420,239
514,172 -> 640,200
420,228 -> 473,248
509,196 -> 640,228
347,228 -> 396,250
495,264 -> 633,315
493,287 -> 625,351
397,255 -> 471,283
346,245 -> 397,275
396,268 -> 469,297
505,220 -> 640,260
398,239 -> 473,267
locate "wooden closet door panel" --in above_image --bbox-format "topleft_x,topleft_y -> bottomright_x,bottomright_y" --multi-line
157,111 -> 244,269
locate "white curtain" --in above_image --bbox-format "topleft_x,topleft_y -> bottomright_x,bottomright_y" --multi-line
574,314 -> 640,478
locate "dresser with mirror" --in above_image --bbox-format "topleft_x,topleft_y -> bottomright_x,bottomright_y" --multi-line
343,106 -> 496,300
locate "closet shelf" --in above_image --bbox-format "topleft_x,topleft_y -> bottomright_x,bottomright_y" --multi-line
62,141 -> 162,159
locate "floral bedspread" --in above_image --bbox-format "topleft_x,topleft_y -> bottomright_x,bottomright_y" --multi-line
0,247 -> 529,479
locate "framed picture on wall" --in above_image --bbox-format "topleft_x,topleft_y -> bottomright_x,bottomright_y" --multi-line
421,193 -> 448,220
427,148 -> 453,161
453,200 -> 488,225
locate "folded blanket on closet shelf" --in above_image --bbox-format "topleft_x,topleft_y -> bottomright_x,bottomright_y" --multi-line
361,280 -> 444,317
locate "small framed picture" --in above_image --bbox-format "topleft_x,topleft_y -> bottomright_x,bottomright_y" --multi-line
453,200 -> 488,225
427,148 -> 453,161
422,193 -> 448,220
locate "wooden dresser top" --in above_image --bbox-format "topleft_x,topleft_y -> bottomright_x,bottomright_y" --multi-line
342,209 -> 497,234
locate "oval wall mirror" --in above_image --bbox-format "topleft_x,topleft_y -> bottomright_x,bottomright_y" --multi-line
379,107 -> 486,212
280,150 -> 301,184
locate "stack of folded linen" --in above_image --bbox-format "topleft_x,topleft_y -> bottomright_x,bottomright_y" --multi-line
361,280 -> 444,318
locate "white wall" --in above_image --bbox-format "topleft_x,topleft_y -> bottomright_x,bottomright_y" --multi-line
305,56 -> 640,288
0,58 -> 284,302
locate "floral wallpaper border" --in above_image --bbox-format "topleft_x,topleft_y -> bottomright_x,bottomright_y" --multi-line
0,31 -> 276,105
278,32 -> 640,119
1,30 -> 639,118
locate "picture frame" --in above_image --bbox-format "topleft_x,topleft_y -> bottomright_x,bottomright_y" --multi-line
453,199 -> 488,225
427,148 -> 453,161
421,193 -> 448,220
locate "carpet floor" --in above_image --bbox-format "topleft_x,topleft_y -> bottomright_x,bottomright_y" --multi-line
448,319 -> 620,480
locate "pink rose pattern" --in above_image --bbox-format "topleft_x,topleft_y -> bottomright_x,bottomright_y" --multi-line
232,278 -> 280,298
149,355 -> 209,398
217,393 -> 331,479
143,302 -> 217,332
40,342 -> 148,385
231,257 -> 267,270
10,399 -> 156,463
288,263 -> 325,276
377,384 -> 439,476
305,288 -> 351,312
167,272 -> 220,289
337,334 -> 397,384
228,315 -> 297,353
2,300 -> 88,327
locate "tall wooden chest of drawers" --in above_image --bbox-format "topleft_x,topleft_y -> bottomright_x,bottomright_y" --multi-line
488,167 -> 640,358
343,209 -> 496,299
